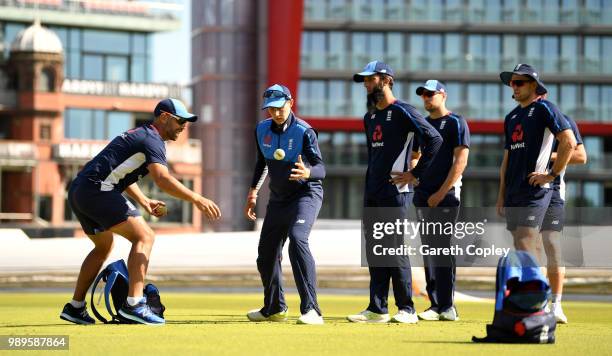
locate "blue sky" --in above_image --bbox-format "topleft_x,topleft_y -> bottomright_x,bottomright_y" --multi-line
151,0 -> 191,90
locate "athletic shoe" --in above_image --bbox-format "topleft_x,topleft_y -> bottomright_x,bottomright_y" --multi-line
552,303 -> 568,324
118,301 -> 165,325
418,308 -> 440,321
439,306 -> 459,321
246,308 -> 288,322
297,309 -> 324,325
391,310 -> 418,324
346,310 -> 390,323
59,303 -> 95,325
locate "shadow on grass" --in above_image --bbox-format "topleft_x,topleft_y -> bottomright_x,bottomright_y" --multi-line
404,340 -> 476,345
166,320 -> 255,325
0,323 -> 69,328
170,315 -> 351,322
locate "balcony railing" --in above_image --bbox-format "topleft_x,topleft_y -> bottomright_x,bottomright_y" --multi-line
302,52 -> 612,75
0,0 -> 181,20
304,1 -> 612,26
299,98 -> 612,123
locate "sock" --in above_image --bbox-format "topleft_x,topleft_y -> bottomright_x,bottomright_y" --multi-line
70,299 -> 85,308
552,294 -> 562,304
127,296 -> 144,306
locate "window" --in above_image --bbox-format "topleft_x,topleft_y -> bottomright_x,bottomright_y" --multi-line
83,30 -> 130,54
83,54 -> 104,80
40,124 -> 51,141
3,23 -> 26,58
106,55 -> 129,81
44,26 -> 151,82
64,109 -> 134,140
38,67 -> 55,92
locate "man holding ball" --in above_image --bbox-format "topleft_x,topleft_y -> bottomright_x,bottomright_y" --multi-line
245,84 -> 326,325
60,98 -> 221,325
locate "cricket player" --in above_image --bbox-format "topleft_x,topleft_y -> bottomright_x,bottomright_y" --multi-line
496,64 -> 576,258
60,98 -> 221,325
347,61 -> 442,323
539,113 -> 587,323
412,80 -> 470,322
245,84 -> 325,325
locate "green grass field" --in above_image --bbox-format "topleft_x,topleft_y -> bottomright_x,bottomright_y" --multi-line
1,292 -> 611,355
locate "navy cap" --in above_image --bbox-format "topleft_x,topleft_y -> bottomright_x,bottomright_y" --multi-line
353,61 -> 395,82
500,63 -> 547,95
262,84 -> 293,110
154,98 -> 197,122
416,80 -> 447,96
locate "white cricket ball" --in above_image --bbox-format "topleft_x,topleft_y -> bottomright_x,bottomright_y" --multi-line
153,205 -> 167,217
273,148 -> 285,160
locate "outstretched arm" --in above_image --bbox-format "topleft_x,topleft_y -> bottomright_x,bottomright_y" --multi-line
148,163 -> 221,220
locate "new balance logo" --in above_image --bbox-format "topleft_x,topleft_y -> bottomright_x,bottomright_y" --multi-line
296,219 -> 306,224
386,111 -> 392,121
440,120 -> 446,130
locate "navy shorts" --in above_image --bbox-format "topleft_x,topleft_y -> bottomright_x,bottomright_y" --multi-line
505,188 -> 553,231
68,177 -> 140,235
540,188 -> 565,232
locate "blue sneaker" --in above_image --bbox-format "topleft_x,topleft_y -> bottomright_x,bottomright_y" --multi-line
60,303 -> 95,325
118,301 -> 165,325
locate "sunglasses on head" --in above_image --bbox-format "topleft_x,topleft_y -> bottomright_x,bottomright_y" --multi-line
509,79 -> 534,87
421,90 -> 439,98
162,111 -> 188,125
263,90 -> 290,100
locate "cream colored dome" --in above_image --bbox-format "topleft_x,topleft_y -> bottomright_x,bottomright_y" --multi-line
10,20 -> 63,54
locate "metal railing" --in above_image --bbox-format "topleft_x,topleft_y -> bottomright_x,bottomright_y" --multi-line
301,52 -> 612,75
304,1 -> 612,25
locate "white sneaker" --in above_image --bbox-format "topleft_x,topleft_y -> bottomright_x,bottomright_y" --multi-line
347,310 -> 390,323
552,303 -> 568,324
391,310 -> 418,324
418,308 -> 440,321
439,306 -> 459,321
297,309 -> 324,325
247,308 -> 288,322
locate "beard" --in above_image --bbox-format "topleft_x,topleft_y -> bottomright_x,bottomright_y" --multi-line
366,83 -> 385,114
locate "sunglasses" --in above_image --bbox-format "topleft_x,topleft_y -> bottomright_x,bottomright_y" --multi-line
509,79 -> 534,87
263,90 -> 291,100
162,111 -> 188,125
421,90 -> 439,98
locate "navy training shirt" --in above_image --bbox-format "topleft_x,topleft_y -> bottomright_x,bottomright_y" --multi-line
549,114 -> 583,199
77,124 -> 167,192
504,98 -> 570,197
251,114 -> 325,201
363,99 -> 442,200
413,113 -> 470,197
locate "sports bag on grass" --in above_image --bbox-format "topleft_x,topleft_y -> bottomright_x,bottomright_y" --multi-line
472,251 -> 556,344
90,259 -> 165,323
